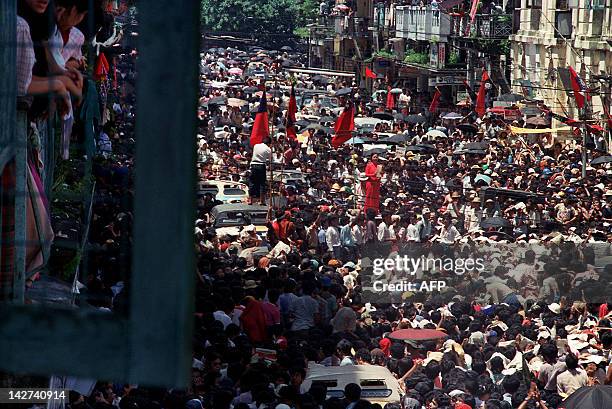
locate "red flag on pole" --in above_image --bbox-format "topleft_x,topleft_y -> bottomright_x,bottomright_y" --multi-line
568,66 -> 587,109
475,70 -> 489,117
250,90 -> 270,147
386,87 -> 395,110
365,67 -> 377,79
465,0 -> 480,35
286,85 -> 298,140
94,52 -> 110,81
429,88 -> 441,113
331,101 -> 355,148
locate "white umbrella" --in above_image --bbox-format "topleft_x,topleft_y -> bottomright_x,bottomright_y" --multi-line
441,112 -> 463,120
227,98 -> 248,108
425,129 -> 447,139
390,88 -> 403,94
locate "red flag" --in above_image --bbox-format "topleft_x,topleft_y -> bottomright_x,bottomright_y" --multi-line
466,0 -> 480,35
386,87 -> 395,110
285,85 -> 298,140
94,52 -> 110,80
475,70 -> 489,117
250,90 -> 269,147
569,66 -> 587,109
331,101 -> 355,148
365,67 -> 377,79
429,88 -> 441,113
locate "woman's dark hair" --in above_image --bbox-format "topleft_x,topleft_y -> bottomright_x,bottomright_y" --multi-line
18,0 -> 56,76
56,0 -> 88,13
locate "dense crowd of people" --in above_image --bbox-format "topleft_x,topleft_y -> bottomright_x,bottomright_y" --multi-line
6,0 -> 612,409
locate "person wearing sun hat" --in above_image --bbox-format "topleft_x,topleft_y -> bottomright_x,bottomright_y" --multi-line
464,196 -> 482,232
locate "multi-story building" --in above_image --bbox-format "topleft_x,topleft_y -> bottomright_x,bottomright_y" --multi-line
308,0 -> 516,107
393,4 -> 514,105
510,0 -> 612,122
308,0 -> 374,76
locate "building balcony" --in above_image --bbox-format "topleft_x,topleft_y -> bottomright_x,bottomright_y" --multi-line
395,5 -> 450,42
449,13 -> 514,39
333,15 -> 370,37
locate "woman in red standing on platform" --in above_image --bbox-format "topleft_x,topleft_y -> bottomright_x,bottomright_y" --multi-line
364,153 -> 381,214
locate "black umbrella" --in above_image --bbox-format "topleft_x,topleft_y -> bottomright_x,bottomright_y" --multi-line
360,136 -> 376,143
381,134 -> 411,144
483,231 -> 515,242
464,141 -> 489,150
480,217 -> 510,229
464,149 -> 487,155
415,144 -> 438,154
406,145 -> 425,152
394,112 -> 408,121
497,93 -> 524,102
368,102 -> 383,108
591,155 -> 612,166
280,45 -> 293,51
244,86 -> 259,94
456,123 -> 478,133
562,385 -> 612,409
206,96 -> 227,106
372,112 -> 395,120
334,88 -> 353,97
268,89 -> 283,98
282,60 -> 298,68
364,147 -> 388,156
445,178 -> 463,190
311,75 -> 330,84
405,114 -> 426,124
295,119 -> 311,127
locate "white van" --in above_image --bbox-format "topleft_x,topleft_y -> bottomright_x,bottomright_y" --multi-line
302,364 -> 402,406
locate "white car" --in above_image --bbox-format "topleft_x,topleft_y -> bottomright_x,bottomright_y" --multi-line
198,180 -> 248,204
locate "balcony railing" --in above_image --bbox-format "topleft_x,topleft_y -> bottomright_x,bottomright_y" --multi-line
450,14 -> 514,38
333,15 -> 370,37
395,6 -> 451,41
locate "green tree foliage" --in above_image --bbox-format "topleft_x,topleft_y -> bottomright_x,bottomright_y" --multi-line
201,0 -> 316,36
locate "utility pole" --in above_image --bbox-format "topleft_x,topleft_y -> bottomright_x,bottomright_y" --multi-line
580,106 -> 589,179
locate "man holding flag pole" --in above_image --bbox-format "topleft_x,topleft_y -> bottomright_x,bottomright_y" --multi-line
248,85 -> 271,205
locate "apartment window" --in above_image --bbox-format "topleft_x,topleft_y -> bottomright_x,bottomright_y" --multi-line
555,9 -> 573,37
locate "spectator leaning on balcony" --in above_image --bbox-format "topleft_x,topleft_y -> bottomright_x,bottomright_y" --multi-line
17,0 -> 72,109
55,0 -> 88,71
20,0 -> 83,98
